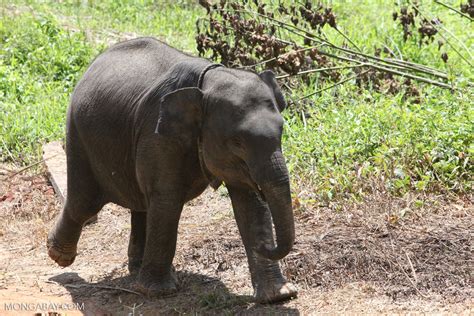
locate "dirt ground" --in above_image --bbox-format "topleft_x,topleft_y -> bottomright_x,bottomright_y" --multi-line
0,164 -> 472,315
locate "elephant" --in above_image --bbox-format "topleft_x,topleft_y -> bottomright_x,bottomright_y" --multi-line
46,37 -> 297,303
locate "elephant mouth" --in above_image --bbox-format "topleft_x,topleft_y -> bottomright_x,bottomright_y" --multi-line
239,165 -> 266,201
232,159 -> 267,201
240,168 -> 265,201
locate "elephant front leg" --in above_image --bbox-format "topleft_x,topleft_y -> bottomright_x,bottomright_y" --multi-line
135,194 -> 183,296
228,186 -> 297,303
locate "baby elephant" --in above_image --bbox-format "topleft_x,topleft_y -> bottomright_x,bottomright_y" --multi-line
47,37 -> 297,303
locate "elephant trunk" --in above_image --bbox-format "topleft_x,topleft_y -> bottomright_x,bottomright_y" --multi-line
252,151 -> 295,261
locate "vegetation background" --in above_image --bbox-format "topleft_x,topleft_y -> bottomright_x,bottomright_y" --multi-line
1,0 -> 472,204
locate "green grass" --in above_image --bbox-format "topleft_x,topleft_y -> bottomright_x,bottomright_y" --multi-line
1,1 -> 472,201
1,1 -> 203,160
1,11 -> 98,160
284,87 -> 472,202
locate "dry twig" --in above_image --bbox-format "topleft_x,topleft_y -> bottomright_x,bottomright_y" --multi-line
7,154 -> 58,179
434,0 -> 474,21
46,280 -> 142,296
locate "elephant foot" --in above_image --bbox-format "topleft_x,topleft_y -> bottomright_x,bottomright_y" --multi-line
46,234 -> 77,267
134,269 -> 178,297
254,281 -> 298,304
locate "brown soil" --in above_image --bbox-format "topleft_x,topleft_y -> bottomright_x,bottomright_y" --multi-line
0,165 -> 472,315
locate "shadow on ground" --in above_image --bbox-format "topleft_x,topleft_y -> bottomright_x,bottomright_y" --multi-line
49,271 -> 300,315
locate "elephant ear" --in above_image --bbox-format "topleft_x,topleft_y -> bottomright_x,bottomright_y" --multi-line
155,87 -> 203,143
259,70 -> 287,112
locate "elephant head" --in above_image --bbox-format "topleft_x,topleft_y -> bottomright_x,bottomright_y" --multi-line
156,67 -> 294,261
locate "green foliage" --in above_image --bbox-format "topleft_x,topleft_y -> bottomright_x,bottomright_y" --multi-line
1,11 -> 98,161
283,88 -> 473,200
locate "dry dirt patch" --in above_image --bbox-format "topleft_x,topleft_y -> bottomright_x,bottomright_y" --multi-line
0,165 -> 472,314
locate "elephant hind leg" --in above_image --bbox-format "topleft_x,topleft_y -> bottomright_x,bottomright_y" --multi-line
47,198 -> 104,267
47,141 -> 105,267
128,210 -> 147,275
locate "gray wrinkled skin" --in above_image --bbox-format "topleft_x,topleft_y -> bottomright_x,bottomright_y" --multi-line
47,37 -> 297,303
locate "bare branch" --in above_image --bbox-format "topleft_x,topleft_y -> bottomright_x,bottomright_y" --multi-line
434,0 -> 473,21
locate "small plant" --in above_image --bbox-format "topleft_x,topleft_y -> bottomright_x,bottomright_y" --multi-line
198,289 -> 247,310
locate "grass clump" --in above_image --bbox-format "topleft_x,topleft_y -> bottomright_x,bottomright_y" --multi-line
1,11 -> 98,162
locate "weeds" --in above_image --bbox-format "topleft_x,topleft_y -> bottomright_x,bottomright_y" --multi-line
1,12 -> 98,162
